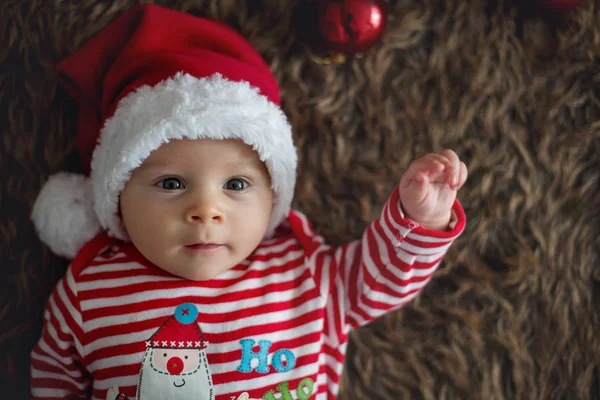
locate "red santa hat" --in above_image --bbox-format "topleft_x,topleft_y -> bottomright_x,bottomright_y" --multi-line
31,4 -> 297,259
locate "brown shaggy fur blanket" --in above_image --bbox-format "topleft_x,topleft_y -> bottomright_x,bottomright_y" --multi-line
1,0 -> 599,399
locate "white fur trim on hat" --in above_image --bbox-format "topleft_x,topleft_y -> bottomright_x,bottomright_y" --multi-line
31,172 -> 102,259
92,72 -> 297,242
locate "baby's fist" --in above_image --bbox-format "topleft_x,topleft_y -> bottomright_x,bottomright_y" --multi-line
399,149 -> 467,230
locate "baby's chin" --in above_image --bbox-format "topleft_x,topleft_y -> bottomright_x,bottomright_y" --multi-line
179,270 -> 227,281
153,245 -> 258,281
169,261 -> 239,281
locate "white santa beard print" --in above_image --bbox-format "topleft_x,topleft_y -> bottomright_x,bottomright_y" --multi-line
136,348 -> 214,400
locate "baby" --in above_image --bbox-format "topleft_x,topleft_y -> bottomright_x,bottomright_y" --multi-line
30,4 -> 467,400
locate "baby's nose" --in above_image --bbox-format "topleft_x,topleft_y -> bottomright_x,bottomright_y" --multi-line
166,356 -> 184,375
186,200 -> 224,224
187,209 -> 223,223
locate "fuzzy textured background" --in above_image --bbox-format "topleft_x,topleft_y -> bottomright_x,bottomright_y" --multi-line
2,0 -> 599,399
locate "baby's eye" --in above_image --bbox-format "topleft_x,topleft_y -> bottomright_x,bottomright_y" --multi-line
224,178 -> 248,191
158,178 -> 184,190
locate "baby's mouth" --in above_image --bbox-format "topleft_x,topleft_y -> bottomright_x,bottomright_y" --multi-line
184,243 -> 223,251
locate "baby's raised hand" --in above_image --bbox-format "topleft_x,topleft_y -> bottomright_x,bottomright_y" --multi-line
399,149 -> 468,231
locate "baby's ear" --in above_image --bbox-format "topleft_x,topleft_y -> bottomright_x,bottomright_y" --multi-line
119,215 -> 129,235
117,204 -> 127,231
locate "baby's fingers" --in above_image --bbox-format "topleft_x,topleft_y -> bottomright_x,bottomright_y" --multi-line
423,153 -> 457,186
400,170 -> 430,205
412,156 -> 445,174
438,149 -> 461,187
457,161 -> 468,189
401,159 -> 436,188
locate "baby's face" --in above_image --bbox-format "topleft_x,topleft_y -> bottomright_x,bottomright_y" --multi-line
119,138 -> 274,280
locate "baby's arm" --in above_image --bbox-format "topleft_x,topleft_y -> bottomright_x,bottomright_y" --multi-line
30,266 -> 91,399
306,150 -> 467,346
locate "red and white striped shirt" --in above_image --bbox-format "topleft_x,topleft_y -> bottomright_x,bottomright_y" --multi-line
31,187 -> 466,400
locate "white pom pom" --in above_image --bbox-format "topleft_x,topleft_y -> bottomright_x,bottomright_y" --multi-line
31,172 -> 102,259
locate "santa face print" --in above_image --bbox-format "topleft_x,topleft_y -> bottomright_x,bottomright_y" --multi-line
152,349 -> 201,375
134,303 -> 214,400
120,138 -> 274,281
137,347 -> 213,400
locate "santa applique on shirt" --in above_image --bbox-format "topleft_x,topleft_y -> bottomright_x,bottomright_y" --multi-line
106,303 -> 214,400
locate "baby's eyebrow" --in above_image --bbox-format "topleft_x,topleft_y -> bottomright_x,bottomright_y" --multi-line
136,158 -> 264,173
229,158 -> 266,169
231,160 -> 256,167
137,160 -> 169,171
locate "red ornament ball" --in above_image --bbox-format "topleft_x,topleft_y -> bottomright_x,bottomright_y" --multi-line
318,0 -> 388,55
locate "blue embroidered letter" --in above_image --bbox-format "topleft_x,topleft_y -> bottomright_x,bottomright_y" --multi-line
272,348 -> 296,373
237,339 -> 272,373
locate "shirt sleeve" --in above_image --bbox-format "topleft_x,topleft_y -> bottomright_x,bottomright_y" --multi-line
306,185 -> 466,347
30,265 -> 91,399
